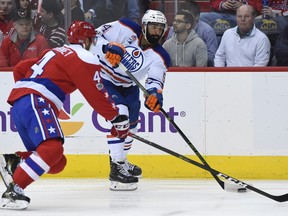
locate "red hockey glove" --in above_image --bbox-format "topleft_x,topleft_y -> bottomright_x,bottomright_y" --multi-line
103,42 -> 126,67
144,88 -> 163,112
111,115 -> 130,139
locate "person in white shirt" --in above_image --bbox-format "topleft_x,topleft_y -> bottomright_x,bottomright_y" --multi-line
214,4 -> 271,67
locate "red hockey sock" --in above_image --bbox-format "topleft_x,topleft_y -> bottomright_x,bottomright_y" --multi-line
13,139 -> 64,189
16,151 -> 33,159
13,167 -> 33,189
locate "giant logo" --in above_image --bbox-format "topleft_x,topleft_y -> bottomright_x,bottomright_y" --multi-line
58,94 -> 84,136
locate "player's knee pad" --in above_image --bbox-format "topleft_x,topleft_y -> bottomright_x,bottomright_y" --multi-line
36,139 -> 64,168
48,155 -> 67,174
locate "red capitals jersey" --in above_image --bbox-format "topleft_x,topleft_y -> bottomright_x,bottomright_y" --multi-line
0,18 -> 13,36
211,0 -> 263,15
0,32 -> 49,67
8,44 -> 118,121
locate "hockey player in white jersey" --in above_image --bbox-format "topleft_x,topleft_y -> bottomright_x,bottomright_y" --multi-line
90,10 -> 171,191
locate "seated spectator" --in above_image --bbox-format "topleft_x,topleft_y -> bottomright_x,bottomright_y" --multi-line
257,0 -> 288,19
254,0 -> 288,45
166,0 -> 218,66
35,0 -> 65,48
82,0 -> 122,28
125,0 -> 140,24
61,0 -> 85,22
15,0 -> 36,20
273,24 -> 288,66
200,0 -> 262,37
0,0 -> 16,37
163,10 -> 208,67
80,0 -> 139,28
214,5 -> 271,66
0,8 -> 49,67
79,0 -> 95,25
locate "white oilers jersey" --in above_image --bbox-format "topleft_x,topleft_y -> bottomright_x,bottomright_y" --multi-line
90,18 -> 170,90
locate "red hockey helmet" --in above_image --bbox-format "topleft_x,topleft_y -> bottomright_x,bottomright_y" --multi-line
67,21 -> 96,44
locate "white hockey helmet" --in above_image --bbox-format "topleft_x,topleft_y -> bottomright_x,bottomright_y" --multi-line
142,9 -> 167,44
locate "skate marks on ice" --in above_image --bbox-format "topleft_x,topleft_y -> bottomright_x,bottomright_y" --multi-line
0,179 -> 287,216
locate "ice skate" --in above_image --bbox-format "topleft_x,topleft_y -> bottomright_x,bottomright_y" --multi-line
0,154 -> 21,187
0,183 -> 30,210
109,160 -> 138,191
124,158 -> 142,177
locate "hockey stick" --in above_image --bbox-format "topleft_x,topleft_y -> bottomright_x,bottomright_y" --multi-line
118,62 -> 231,191
129,132 -> 288,202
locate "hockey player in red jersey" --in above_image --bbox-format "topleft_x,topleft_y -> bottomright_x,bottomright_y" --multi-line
0,21 -> 129,210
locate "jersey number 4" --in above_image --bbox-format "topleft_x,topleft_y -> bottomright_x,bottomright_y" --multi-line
30,51 -> 56,78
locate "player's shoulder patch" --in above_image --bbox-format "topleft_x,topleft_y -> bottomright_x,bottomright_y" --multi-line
152,44 -> 171,68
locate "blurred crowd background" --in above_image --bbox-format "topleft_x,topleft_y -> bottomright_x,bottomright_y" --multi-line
0,0 -> 287,68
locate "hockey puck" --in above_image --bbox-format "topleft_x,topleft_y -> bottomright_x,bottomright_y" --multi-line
238,188 -> 247,193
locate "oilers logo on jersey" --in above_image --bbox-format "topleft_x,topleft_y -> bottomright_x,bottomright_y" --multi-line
121,46 -> 144,72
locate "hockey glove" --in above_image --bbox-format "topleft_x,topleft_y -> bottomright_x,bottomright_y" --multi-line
103,42 -> 126,67
144,88 -> 163,112
111,115 -> 130,139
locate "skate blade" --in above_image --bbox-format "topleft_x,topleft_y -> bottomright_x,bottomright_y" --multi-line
0,198 -> 29,210
0,156 -> 13,188
109,181 -> 138,191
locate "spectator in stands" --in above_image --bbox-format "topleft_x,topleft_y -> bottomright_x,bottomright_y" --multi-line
35,0 -> 65,48
255,0 -> 288,32
125,0 -> 140,24
0,8 -> 49,67
273,24 -> 288,66
83,0 -> 126,28
200,0 -> 262,35
258,0 -> 288,18
80,0 -> 97,25
163,10 -> 208,67
79,0 -> 93,26
214,5 -> 271,66
61,0 -> 85,22
15,0 -> 36,20
166,0 -> 218,66
0,0 -> 16,37
80,0 -> 140,27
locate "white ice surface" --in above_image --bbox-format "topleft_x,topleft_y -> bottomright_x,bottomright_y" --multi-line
0,178 -> 288,216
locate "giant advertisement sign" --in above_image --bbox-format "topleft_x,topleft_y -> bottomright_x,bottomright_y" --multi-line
1,69 -> 288,156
